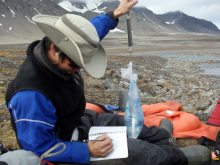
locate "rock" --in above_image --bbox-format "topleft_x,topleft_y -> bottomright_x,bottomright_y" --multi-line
137,79 -> 144,84
112,78 -> 118,84
119,81 -> 129,88
148,70 -> 155,74
193,100 -> 211,111
106,70 -> 114,76
104,79 -> 115,90
157,79 -> 167,86
201,91 -> 214,98
158,89 -> 166,96
203,104 -> 216,114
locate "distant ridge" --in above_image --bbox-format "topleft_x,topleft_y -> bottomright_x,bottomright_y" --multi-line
0,0 -> 219,43
159,11 -> 220,34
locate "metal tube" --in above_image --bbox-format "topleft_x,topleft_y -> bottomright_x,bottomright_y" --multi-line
127,12 -> 133,54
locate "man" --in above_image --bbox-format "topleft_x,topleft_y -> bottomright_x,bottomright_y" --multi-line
5,0 -> 211,164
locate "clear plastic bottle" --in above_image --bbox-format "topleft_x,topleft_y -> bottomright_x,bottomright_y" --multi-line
124,79 -> 144,139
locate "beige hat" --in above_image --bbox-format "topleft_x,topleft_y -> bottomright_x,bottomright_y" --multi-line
32,14 -> 107,78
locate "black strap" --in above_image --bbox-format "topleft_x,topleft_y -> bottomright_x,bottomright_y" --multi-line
207,122 -> 220,127
202,160 -> 220,165
41,162 -> 49,165
198,136 -> 216,147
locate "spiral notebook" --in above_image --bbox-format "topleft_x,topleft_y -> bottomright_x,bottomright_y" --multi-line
89,126 -> 128,161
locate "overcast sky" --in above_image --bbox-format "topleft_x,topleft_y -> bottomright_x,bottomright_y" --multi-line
135,0 -> 220,29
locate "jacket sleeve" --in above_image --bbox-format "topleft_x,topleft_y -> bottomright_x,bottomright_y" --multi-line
8,90 -> 90,164
89,11 -> 119,41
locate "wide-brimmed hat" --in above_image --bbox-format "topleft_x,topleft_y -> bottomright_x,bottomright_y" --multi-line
32,14 -> 107,78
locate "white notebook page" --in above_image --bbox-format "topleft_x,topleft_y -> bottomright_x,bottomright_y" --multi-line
89,126 -> 128,161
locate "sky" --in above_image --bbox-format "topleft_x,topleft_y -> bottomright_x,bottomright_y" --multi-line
135,0 -> 220,29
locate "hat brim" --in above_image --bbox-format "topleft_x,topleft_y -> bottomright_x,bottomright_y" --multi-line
32,15 -> 107,78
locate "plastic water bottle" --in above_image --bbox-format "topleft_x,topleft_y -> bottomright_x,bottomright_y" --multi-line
124,80 -> 144,139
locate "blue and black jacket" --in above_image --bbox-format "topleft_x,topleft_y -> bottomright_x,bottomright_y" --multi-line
6,12 -> 118,164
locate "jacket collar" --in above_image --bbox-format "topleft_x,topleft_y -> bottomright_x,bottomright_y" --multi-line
31,37 -> 71,81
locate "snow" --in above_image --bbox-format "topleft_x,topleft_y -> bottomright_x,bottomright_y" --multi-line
9,7 -> 15,16
58,1 -> 87,13
86,1 -> 105,13
9,27 -> 12,30
86,1 -> 98,10
92,8 -> 104,14
2,0 -> 4,2
142,12 -> 166,30
110,28 -> 126,33
2,15 -> 6,17
0,23 -> 2,26
58,0 -> 105,14
33,8 -> 41,15
166,20 -> 175,24
25,16 -> 36,24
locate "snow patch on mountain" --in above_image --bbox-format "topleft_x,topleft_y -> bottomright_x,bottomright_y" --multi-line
33,8 -> 41,15
9,7 -> 15,17
25,16 -> 36,24
58,0 -> 105,13
166,20 -> 175,24
2,0 -> 16,17
58,1 -> 85,12
110,28 -> 125,33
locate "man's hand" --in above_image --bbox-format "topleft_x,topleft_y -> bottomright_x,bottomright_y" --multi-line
114,0 -> 139,20
87,134 -> 113,157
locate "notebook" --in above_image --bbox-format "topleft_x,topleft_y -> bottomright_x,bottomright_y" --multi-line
89,126 -> 128,161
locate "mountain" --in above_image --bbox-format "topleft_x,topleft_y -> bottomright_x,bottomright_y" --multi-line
159,11 -> 220,34
131,7 -> 180,33
53,0 -> 220,35
0,0 -> 219,44
0,0 -> 69,43
54,0 -> 178,33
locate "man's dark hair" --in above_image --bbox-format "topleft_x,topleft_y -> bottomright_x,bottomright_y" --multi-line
44,36 -> 66,62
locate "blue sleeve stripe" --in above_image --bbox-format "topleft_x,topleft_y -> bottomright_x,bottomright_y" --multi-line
15,119 -> 55,127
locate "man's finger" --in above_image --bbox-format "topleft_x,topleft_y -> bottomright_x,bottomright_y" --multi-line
102,147 -> 114,157
99,141 -> 113,157
128,0 -> 138,8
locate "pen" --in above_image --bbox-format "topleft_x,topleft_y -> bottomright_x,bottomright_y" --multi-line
83,139 -> 113,143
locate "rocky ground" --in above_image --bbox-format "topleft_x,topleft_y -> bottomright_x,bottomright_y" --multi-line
0,33 -> 220,149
